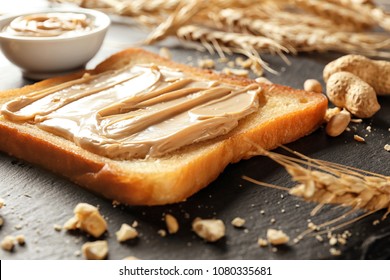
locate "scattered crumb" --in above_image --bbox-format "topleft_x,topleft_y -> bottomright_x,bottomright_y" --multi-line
157,229 -> 167,237
53,224 -> 62,231
74,250 -> 81,257
112,200 -> 120,208
281,209 -> 285,213
116,223 -> 138,242
257,238 -> 268,247
236,57 -> 252,69
337,237 -> 347,245
198,59 -> 215,69
192,218 -> 225,242
324,107 -> 341,122
270,218 -> 276,224
255,77 -> 272,85
123,256 -> 139,260
329,247 -> 341,256
329,236 -> 337,246
295,204 -> 300,208
266,229 -> 289,245
82,240 -> 108,260
384,144 -> 390,152
222,67 -> 249,77
165,214 -> 179,234
159,47 -> 172,60
308,222 -> 318,231
373,219 -> 380,226
260,210 -> 265,215
366,126 -> 372,132
251,62 -> 264,76
271,247 -> 278,253
0,198 -> 4,208
15,235 -> 25,245
63,203 -> 107,238
350,118 -> 363,123
244,229 -> 249,233
131,220 -> 139,228
1,235 -> 15,251
231,217 -> 246,228
354,134 -> 365,143
14,224 -> 23,230
315,235 -> 324,242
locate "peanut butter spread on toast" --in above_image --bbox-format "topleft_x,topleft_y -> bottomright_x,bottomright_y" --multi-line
1,65 -> 261,159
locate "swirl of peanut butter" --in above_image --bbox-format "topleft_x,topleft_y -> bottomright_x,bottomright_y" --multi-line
1,65 -> 262,159
4,12 -> 94,37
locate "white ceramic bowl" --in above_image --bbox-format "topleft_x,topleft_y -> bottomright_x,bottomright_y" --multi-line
0,8 -> 110,79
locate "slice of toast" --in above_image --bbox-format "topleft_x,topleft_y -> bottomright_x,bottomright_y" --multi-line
0,48 -> 327,205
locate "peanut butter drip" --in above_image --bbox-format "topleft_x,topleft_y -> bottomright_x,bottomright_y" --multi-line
2,65 -> 261,159
4,13 -> 94,37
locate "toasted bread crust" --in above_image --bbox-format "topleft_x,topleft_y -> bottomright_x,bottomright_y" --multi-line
0,48 -> 327,205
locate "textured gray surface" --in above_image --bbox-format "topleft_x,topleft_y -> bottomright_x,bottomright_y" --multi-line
0,2 -> 389,260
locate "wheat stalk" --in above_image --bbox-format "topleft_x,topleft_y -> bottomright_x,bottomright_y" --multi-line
244,144 -> 390,215
176,25 -> 291,74
208,8 -> 390,58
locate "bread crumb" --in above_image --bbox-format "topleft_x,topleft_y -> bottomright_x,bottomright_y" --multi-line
324,107 -> 341,122
350,118 -> 363,123
14,224 -> 22,230
198,59 -> 215,69
251,62 -> 263,76
384,144 -> 390,152
218,57 -> 228,63
236,57 -> 252,69
0,198 -> 4,208
353,134 -> 365,142
131,220 -> 138,228
74,250 -> 81,257
231,217 -> 246,228
260,210 -> 265,215
82,240 -> 108,260
123,256 -> 139,260
227,61 -> 235,68
307,222 -> 318,231
222,68 -> 249,77
266,229 -> 289,245
366,126 -> 372,132
270,218 -> 276,224
15,234 -> 25,245
337,237 -> 347,245
315,235 -> 324,242
165,214 -> 179,234
329,247 -> 341,256
1,235 -> 15,251
373,219 -> 380,225
192,218 -> 225,242
116,223 -> 138,242
112,200 -> 120,208
53,224 -> 62,231
329,236 -> 338,246
271,247 -> 278,253
255,77 -> 272,85
159,47 -> 172,60
64,203 -> 107,238
257,238 -> 268,247
157,229 -> 167,237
